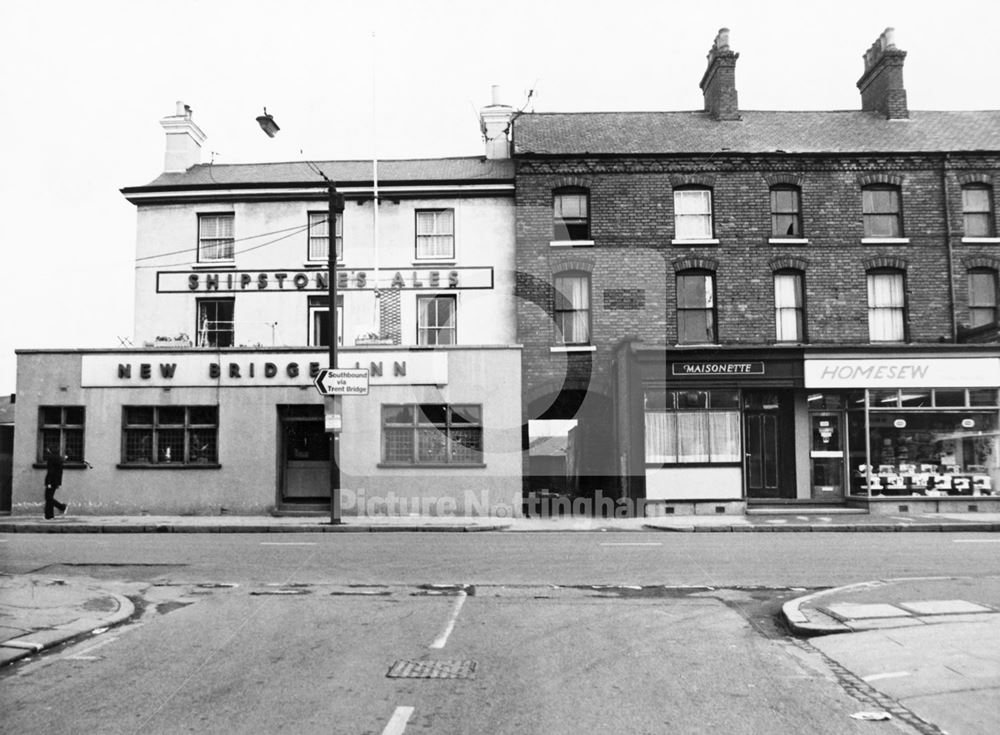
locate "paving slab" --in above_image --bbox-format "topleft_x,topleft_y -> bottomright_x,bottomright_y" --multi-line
897,599 -> 994,615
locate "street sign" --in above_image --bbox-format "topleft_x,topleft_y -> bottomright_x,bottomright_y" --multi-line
314,367 -> 370,396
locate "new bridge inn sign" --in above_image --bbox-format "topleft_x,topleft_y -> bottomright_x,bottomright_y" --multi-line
81,352 -> 448,388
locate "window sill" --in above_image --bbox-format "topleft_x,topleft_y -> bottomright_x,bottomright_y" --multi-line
961,237 -> 1000,244
32,462 -> 90,470
768,238 -> 809,245
303,261 -> 344,268
412,259 -> 457,266
376,463 -> 486,469
192,262 -> 236,270
861,238 -> 910,245
550,345 -> 597,353
116,463 -> 222,470
671,239 -> 719,246
549,240 -> 595,248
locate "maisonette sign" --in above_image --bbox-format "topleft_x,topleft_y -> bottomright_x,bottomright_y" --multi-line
672,362 -> 765,376
81,351 -> 448,388
157,266 -> 494,293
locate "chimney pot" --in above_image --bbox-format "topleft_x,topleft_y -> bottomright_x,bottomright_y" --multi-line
699,28 -> 740,121
160,101 -> 206,173
857,27 -> 908,119
479,85 -> 515,160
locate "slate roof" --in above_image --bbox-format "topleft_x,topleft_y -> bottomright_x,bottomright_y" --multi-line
125,156 -> 514,192
513,110 -> 1000,156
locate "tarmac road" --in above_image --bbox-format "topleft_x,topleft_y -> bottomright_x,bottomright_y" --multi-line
2,531 -> 998,734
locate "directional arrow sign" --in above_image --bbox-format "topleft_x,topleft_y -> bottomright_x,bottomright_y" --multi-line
314,368 -> 370,396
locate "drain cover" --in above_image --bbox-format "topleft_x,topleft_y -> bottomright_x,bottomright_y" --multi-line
387,659 -> 477,679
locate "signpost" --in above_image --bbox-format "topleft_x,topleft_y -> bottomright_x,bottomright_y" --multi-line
314,368 -> 371,396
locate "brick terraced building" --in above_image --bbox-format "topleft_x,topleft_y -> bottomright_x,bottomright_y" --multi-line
513,29 -> 1000,515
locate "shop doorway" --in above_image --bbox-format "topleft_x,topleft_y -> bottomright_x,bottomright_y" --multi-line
278,405 -> 330,506
809,412 -> 846,500
743,391 -> 796,499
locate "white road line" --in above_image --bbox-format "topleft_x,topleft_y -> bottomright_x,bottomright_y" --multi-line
863,671 -> 912,682
430,591 -> 467,649
61,636 -> 119,661
259,542 -> 317,546
953,539 -> 1000,543
599,542 -> 663,547
382,706 -> 415,735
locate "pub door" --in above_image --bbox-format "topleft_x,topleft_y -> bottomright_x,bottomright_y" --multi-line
743,390 -> 797,499
278,405 -> 330,506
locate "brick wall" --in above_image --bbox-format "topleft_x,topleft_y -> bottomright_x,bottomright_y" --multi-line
515,153 -> 1000,401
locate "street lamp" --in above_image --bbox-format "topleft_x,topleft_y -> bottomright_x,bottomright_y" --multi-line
257,109 -> 343,524
327,185 -> 345,525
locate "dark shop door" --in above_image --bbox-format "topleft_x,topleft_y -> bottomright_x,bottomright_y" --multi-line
743,391 -> 796,499
279,405 -> 330,504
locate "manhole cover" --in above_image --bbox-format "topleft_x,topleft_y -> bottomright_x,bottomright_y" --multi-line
387,659 -> 477,679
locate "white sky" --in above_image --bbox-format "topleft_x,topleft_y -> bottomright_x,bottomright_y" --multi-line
2,0 -> 999,394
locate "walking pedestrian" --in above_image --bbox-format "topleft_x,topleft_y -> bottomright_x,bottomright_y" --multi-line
44,448 -> 68,519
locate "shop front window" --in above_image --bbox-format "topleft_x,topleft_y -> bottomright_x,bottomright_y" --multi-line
849,388 -> 999,497
644,388 -> 741,465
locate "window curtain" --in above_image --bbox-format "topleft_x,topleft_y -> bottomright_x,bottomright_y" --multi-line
774,274 -> 803,341
554,275 -> 590,343
708,411 -> 741,462
644,412 -> 676,463
868,273 -> 904,341
676,412 -> 709,462
417,211 -> 454,258
674,190 -> 712,239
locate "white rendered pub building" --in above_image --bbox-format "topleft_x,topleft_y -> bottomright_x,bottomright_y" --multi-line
12,99 -> 523,516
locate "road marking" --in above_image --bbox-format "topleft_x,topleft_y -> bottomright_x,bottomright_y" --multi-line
599,542 -> 663,547
891,516 -> 916,523
430,591 -> 467,649
259,542 -> 317,546
863,671 -> 911,682
818,517 -> 832,522
382,706 -> 415,735
953,538 -> 1000,543
61,636 -> 119,661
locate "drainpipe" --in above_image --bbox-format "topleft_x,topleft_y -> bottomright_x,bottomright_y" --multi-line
940,153 -> 958,342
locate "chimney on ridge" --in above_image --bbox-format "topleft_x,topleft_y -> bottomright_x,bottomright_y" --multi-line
700,28 -> 740,121
857,28 -> 908,119
479,85 -> 515,160
160,101 -> 206,172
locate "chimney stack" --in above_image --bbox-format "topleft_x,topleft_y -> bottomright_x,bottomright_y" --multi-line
700,28 -> 740,121
160,101 -> 206,172
479,85 -> 515,160
857,28 -> 908,119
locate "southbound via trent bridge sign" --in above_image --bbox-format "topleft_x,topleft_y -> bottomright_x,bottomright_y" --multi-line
314,368 -> 370,396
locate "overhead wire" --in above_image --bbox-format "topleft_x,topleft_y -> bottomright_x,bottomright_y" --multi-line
135,221 -> 317,262
134,222 -> 315,270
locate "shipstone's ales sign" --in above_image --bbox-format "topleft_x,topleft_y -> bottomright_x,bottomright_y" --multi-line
81,351 -> 448,388
157,267 -> 494,293
672,362 -> 765,376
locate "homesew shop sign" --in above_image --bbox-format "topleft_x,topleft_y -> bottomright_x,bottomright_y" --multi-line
804,357 -> 1000,388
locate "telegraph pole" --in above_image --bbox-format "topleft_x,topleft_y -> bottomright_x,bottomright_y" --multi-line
328,185 -> 345,524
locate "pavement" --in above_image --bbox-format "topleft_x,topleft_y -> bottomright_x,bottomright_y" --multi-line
2,513 -> 999,733
0,509 -> 999,534
783,575 -> 1000,735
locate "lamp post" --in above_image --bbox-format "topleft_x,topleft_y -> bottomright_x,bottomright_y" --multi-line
256,108 -> 344,524
328,185 -> 345,524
